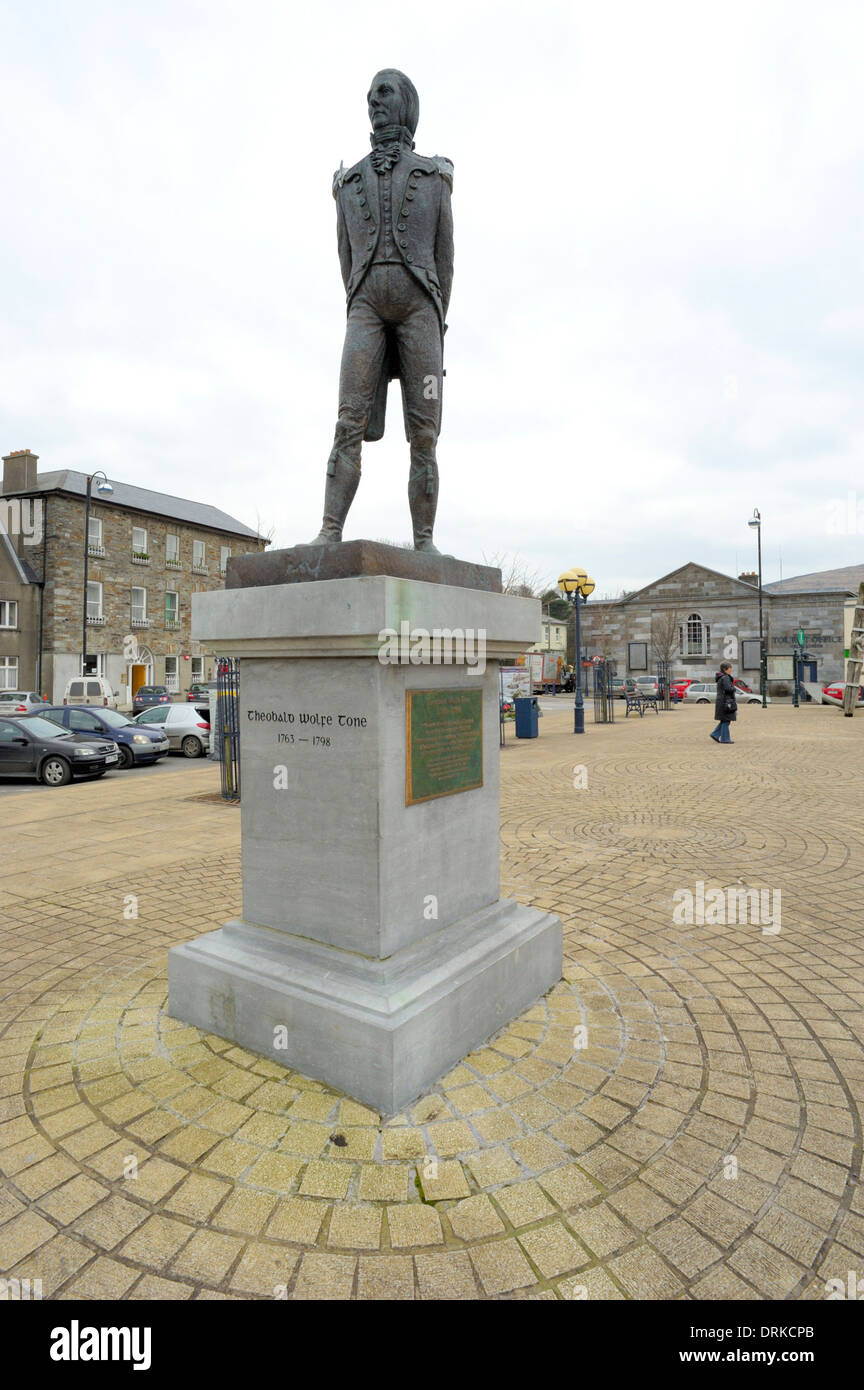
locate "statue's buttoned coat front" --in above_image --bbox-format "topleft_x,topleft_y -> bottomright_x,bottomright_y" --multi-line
333,151 -> 454,332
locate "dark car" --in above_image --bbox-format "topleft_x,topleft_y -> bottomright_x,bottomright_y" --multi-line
133,684 -> 172,713
41,706 -> 170,769
185,682 -> 211,703
0,713 -> 120,787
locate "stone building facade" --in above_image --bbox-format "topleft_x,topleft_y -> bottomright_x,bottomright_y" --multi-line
0,505 -> 41,694
578,561 -> 860,690
1,449 -> 269,705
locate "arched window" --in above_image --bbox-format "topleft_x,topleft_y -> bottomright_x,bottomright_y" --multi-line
678,613 -> 710,657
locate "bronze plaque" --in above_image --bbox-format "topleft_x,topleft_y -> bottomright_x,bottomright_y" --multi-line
406,688 -> 483,805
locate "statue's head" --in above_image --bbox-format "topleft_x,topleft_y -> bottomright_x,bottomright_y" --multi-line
367,70 -> 419,136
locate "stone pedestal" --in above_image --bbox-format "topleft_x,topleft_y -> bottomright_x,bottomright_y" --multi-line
169,548 -> 562,1114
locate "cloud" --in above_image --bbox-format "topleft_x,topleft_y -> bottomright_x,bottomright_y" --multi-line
0,0 -> 862,591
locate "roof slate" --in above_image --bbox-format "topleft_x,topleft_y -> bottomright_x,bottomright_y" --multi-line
2,470 -> 265,541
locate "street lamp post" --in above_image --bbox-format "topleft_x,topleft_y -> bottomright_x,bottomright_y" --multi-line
558,568 -> 596,734
747,508 -> 767,708
82,471 -> 113,675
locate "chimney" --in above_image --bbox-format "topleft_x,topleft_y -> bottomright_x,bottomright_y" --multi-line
738,570 -> 758,585
2,449 -> 38,494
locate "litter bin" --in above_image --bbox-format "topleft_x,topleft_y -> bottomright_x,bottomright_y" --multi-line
514,696 -> 539,738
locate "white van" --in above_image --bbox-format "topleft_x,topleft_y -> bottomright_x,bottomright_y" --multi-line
62,676 -> 119,709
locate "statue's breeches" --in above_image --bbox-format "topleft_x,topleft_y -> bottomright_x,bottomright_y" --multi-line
332,265 -> 443,471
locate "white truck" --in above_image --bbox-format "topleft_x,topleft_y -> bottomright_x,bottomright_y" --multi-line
529,652 -> 565,692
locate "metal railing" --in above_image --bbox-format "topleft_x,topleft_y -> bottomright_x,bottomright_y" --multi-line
214,657 -> 241,801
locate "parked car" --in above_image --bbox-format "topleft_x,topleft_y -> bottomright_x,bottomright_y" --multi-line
634,676 -> 660,696
822,682 -> 864,707
683,681 -> 770,705
62,676 -> 118,709
185,682 -> 211,703
612,678 -> 638,698
133,684 -> 172,713
669,678 -> 694,699
134,703 -> 211,757
0,691 -> 47,715
0,713 -> 120,786
41,706 -> 170,768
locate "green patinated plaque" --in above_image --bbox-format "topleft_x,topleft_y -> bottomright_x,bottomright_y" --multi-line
406,688 -> 483,805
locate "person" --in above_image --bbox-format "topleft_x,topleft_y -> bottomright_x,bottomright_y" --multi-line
710,662 -> 737,743
310,69 -> 454,553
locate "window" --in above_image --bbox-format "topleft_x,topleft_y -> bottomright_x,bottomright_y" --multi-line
69,710 -> 104,732
193,540 -> 206,570
0,658 -> 19,690
131,587 -> 147,624
138,706 -> 168,725
191,656 -> 204,682
87,517 -> 103,553
86,581 -> 102,621
166,533 -> 180,565
679,613 -> 710,658
132,527 -> 148,556
83,654 -> 106,677
165,655 -> 178,692
165,591 -> 179,626
220,546 -> 231,574
0,600 -> 18,628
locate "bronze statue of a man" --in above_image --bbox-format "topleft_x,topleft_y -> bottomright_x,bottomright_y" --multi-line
310,69 -> 453,553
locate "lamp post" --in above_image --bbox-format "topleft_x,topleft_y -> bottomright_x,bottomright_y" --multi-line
558,568 -> 595,733
82,471 -> 113,675
747,508 -> 767,708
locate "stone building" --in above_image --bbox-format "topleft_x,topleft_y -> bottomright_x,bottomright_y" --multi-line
0,499 -> 41,695
578,560 -> 863,690
1,449 -> 269,704
529,614 -> 569,655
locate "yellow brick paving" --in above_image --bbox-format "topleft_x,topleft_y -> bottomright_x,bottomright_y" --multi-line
1,703 -> 862,1300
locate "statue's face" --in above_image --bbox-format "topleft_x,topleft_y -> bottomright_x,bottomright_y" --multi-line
367,73 -> 402,131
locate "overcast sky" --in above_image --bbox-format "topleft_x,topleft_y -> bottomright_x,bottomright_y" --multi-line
1,0 -> 862,595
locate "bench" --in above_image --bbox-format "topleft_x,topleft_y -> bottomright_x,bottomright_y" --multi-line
625,695 -> 661,717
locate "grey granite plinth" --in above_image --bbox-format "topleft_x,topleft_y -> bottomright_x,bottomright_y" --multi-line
226,539 -> 502,593
170,569 -> 563,1112
169,899 -> 561,1115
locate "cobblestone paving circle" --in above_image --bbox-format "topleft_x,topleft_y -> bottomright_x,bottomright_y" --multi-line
2,707 -> 863,1299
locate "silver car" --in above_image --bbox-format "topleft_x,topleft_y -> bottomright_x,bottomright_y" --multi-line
683,681 -> 770,705
0,691 -> 46,715
133,703 -> 211,757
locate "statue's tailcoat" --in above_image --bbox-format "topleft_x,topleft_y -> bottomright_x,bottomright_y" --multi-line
333,151 -> 453,439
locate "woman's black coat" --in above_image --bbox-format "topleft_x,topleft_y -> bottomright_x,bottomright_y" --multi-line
715,671 -> 737,723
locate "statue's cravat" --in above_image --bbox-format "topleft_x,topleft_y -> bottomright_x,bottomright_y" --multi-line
370,123 -> 414,173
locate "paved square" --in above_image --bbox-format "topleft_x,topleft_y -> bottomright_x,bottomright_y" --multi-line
1,703 -> 862,1299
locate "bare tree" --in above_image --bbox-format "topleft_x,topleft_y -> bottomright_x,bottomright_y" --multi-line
650,608 -> 682,665
482,551 -> 549,597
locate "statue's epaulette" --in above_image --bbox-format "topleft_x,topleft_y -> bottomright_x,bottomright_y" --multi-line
332,157 -> 364,196
432,155 -> 454,190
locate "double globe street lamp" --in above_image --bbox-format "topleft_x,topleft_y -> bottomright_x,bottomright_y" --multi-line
558,568 -> 595,734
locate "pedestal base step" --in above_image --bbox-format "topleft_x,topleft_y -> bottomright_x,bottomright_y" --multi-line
168,898 -> 562,1115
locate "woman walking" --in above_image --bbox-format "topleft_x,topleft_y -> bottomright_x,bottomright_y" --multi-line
710,662 -> 737,743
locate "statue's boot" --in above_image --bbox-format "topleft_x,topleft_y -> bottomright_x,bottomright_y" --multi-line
308,451 -> 361,545
409,456 -> 440,554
